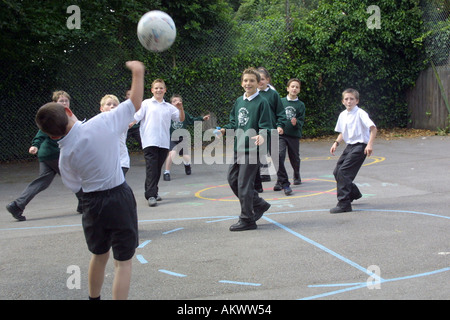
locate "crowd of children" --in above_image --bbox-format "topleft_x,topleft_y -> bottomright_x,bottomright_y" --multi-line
6,60 -> 377,299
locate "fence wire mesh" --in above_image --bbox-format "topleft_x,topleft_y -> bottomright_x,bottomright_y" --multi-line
420,0 -> 450,131
0,17 -> 288,162
421,0 -> 450,69
1,2 -> 448,162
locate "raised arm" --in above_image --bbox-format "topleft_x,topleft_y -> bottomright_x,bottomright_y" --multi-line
125,61 -> 145,112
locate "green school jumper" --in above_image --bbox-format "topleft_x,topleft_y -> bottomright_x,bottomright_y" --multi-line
280,97 -> 305,138
258,88 -> 286,129
222,93 -> 273,154
32,130 -> 60,162
222,92 -> 273,222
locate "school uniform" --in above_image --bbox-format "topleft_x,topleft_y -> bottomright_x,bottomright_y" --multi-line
58,99 -> 138,261
255,86 -> 286,184
222,91 -> 273,229
169,111 -> 203,154
134,97 -> 180,200
14,130 -> 60,211
277,97 -> 305,188
333,106 -> 376,210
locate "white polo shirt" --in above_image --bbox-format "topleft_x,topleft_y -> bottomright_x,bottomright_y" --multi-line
134,97 -> 180,149
58,99 -> 135,193
335,106 -> 375,145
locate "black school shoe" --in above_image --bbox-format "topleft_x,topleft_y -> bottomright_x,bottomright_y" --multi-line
254,202 -> 271,222
6,201 -> 26,221
229,219 -> 257,231
329,205 -> 352,214
184,164 -> 191,175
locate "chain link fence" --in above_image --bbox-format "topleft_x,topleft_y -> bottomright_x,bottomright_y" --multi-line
422,0 -> 450,69
406,0 -> 449,130
2,2 -> 448,162
0,16 -> 288,162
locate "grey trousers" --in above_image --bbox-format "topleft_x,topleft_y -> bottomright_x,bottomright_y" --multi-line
15,159 -> 59,210
333,143 -> 367,207
227,153 -> 268,221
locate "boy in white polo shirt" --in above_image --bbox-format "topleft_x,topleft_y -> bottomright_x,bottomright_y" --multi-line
35,61 -> 145,300
330,88 -> 377,214
134,79 -> 185,207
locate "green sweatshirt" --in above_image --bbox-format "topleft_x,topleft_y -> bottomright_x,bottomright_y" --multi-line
258,87 -> 286,129
222,93 -> 273,153
31,130 -> 60,162
280,97 -> 306,138
170,111 -> 203,134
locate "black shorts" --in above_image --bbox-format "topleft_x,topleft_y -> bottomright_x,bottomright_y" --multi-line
82,182 -> 138,261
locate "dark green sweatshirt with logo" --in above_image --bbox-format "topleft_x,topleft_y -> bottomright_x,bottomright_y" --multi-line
222,93 -> 273,154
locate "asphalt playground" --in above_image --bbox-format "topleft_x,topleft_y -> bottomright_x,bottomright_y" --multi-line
0,135 -> 449,301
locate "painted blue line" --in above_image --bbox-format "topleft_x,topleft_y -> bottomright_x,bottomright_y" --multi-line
2,208 -> 447,232
262,216 -> 384,281
206,217 -> 236,223
308,282 -> 366,288
136,254 -> 148,264
163,227 -> 184,235
219,280 -> 261,287
138,240 -> 151,248
300,283 -> 368,300
159,269 -> 187,277
382,267 -> 450,284
302,267 -> 450,300
356,209 -> 450,220
0,223 -> 82,231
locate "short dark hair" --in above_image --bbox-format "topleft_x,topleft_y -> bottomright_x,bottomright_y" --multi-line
342,88 -> 360,100
35,102 -> 68,137
287,78 -> 301,87
170,94 -> 183,103
242,68 -> 261,82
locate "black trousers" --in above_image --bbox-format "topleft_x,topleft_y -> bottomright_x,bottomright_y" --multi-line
276,135 -> 300,187
227,153 -> 268,221
333,143 -> 366,207
143,146 -> 168,200
127,125 -> 142,148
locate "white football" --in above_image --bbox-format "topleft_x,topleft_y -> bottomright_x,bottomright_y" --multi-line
137,10 -> 176,52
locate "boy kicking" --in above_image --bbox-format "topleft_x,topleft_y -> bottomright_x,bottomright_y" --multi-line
330,88 -> 377,213
35,61 -> 145,299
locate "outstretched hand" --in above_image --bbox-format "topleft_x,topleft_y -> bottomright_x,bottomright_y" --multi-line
251,135 -> 265,146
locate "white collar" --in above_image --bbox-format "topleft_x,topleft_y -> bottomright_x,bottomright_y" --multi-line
150,96 -> 166,104
243,91 -> 259,101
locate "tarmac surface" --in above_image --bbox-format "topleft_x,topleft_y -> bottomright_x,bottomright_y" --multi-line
1,135 -> 449,301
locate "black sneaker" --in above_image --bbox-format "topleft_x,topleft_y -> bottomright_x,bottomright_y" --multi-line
163,173 -> 170,181
330,205 -> 352,214
273,183 -> 282,191
229,219 -> 257,231
6,202 -> 26,221
184,164 -> 191,175
283,186 -> 293,196
293,179 -> 302,185
350,191 -> 362,202
254,202 -> 271,222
